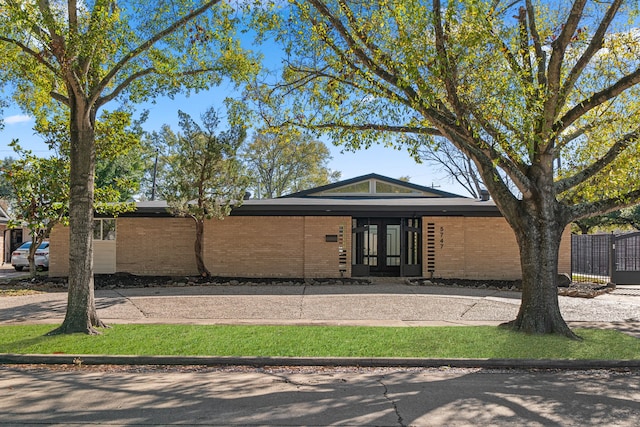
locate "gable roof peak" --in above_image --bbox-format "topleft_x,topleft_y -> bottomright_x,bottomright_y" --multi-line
281,173 -> 465,199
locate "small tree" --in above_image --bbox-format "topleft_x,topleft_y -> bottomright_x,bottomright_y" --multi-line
5,142 -> 68,276
243,129 -> 340,198
162,107 -> 248,277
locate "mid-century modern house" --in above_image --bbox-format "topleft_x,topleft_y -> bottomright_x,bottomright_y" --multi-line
48,173 -> 571,279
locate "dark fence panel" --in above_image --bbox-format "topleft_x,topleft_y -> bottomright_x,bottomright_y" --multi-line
612,232 -> 640,285
571,233 -> 612,283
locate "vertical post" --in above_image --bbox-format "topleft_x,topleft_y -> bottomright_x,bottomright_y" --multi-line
609,232 -> 616,285
150,149 -> 159,201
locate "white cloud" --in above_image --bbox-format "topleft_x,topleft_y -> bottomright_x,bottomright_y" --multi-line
4,114 -> 32,125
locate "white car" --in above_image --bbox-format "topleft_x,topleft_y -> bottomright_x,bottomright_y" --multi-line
11,241 -> 50,271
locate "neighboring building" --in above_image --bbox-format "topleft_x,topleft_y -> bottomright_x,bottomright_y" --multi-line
0,202 -> 29,266
48,174 -> 571,279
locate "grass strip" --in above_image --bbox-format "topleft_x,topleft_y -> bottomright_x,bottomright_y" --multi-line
0,324 -> 638,360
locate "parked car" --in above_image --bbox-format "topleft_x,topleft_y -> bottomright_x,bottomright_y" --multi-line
11,241 -> 50,271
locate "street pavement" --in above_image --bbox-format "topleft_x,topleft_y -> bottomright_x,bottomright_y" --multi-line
1,364 -> 639,426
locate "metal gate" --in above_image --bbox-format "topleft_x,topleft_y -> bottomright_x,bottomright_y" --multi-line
571,232 -> 640,285
612,232 -> 640,285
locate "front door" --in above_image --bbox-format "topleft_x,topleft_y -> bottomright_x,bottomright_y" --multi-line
352,218 -> 421,277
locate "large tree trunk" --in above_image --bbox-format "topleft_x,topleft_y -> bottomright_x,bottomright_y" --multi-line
194,218 -> 211,277
502,202 -> 578,339
48,100 -> 105,335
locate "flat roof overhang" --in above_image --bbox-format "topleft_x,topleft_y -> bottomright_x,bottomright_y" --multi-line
119,198 -> 502,218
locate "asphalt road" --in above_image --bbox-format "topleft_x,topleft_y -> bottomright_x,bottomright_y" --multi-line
1,365 -> 639,426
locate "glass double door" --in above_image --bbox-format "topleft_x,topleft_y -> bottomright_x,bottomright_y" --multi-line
352,218 -> 421,277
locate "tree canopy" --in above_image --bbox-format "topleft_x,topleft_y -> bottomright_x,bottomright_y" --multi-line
242,129 -> 340,198
0,0 -> 262,334
262,0 -> 640,337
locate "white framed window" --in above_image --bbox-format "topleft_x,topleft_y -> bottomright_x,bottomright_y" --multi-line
93,219 -> 116,241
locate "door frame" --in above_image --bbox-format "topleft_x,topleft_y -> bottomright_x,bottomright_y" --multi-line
351,217 -> 422,277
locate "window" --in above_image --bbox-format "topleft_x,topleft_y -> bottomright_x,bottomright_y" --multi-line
94,219 -> 116,241
375,181 -> 415,194
323,181 -> 370,194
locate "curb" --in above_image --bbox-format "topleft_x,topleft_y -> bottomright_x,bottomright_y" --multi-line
1,354 -> 639,370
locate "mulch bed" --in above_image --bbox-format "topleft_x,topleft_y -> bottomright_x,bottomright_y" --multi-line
0,273 -> 614,298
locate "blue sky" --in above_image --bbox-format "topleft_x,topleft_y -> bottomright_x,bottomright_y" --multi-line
0,87 -> 466,195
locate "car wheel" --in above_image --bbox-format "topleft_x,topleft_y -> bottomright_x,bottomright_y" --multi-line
14,266 -> 23,271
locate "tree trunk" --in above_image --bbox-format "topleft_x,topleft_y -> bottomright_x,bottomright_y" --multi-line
502,206 -> 578,339
48,100 -> 105,335
28,239 -> 37,278
194,218 -> 211,277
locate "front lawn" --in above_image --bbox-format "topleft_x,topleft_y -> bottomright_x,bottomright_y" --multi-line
1,324 -> 638,360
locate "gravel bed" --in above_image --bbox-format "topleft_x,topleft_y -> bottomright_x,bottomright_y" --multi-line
0,273 -> 614,298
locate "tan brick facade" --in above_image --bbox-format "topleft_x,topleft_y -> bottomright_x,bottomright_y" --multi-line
48,224 -> 69,277
49,216 -> 351,278
48,214 -> 569,280
422,216 -> 571,280
204,216 -> 350,278
116,217 -> 198,276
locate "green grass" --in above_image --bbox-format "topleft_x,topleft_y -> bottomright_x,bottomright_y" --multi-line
0,325 -> 638,359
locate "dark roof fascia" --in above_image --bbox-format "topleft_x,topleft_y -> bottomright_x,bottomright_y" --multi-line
281,173 -> 466,199
122,198 -> 502,218
107,202 -> 174,218
230,201 -> 502,218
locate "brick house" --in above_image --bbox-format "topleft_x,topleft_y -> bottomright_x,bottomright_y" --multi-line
48,174 -> 571,279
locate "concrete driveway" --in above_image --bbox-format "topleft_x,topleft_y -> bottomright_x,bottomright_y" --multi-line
1,279 -> 639,335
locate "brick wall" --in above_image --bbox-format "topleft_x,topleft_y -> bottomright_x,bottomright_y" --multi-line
48,224 -> 70,277
116,217 -> 198,276
49,214 -> 570,280
204,216 -> 350,278
422,216 -> 571,280
303,217 -> 351,278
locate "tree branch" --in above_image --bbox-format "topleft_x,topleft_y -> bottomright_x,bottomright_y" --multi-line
0,36 -> 58,74
569,188 -> 640,222
557,0 -> 622,113
92,0 -> 223,107
555,129 -> 639,193
555,68 -> 640,134
545,0 -> 588,115
525,0 -> 546,88
309,122 -> 442,135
